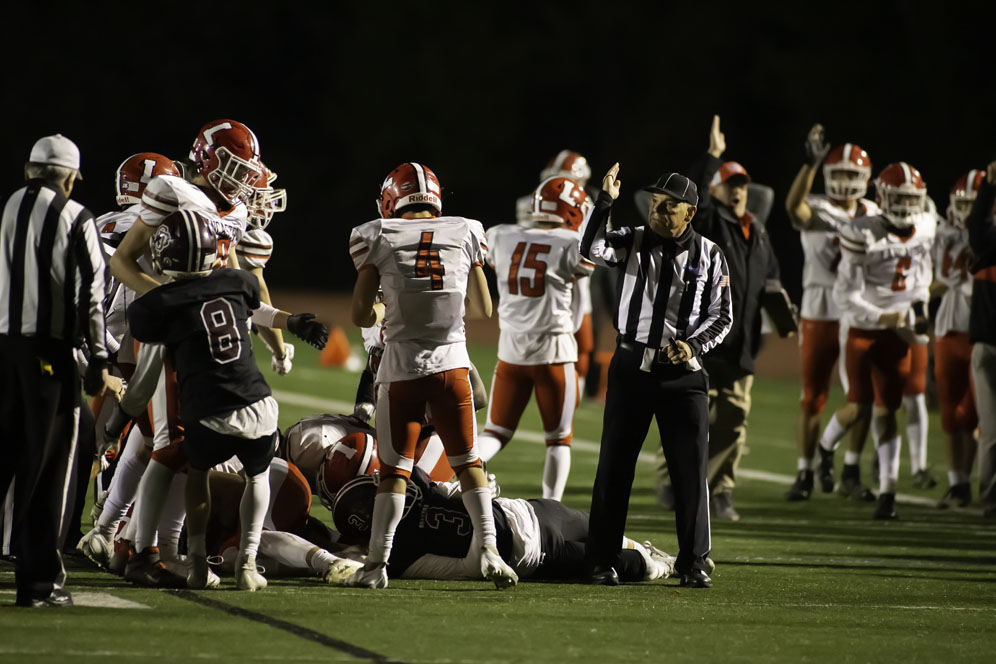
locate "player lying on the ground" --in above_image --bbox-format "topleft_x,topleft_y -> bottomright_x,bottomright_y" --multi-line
328,467 -> 678,584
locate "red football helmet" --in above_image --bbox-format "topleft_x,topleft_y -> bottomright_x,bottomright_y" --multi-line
948,169 -> 985,227
377,162 -> 442,218
247,163 -> 287,230
529,176 -> 591,231
115,153 -> 179,207
188,119 -> 262,204
540,150 -> 592,187
875,162 -> 927,228
317,432 -> 380,510
823,144 -> 872,201
149,209 -> 218,279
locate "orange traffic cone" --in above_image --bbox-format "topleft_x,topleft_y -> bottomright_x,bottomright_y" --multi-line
319,326 -> 353,367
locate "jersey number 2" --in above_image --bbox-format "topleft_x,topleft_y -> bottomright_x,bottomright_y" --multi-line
414,231 -> 445,290
891,256 -> 912,291
200,298 -> 241,364
508,242 -> 551,297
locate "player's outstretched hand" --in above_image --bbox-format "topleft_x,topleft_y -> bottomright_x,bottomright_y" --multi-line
708,114 -> 726,158
804,123 -> 830,168
602,163 -> 621,200
271,343 -> 295,375
287,314 -> 329,350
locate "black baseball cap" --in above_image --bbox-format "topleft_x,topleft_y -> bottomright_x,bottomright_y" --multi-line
642,172 -> 698,206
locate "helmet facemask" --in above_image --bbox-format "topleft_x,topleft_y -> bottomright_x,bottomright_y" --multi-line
823,164 -> 870,201
880,188 -> 926,228
206,147 -> 262,204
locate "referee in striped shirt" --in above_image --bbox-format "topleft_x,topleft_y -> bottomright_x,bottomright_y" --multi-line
0,134 -> 114,607
580,163 -> 732,588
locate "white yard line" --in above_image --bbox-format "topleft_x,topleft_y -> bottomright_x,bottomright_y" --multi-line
0,589 -> 149,609
270,389 -> 978,513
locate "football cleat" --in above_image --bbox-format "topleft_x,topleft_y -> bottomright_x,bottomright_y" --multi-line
481,545 -> 518,589
235,553 -> 267,591
124,547 -> 186,588
836,465 -> 875,502
912,468 -> 938,490
785,470 -> 814,502
323,557 -> 365,585
344,561 -> 389,589
76,528 -> 114,569
873,492 -> 898,520
710,492 -> 740,522
187,556 -> 221,590
937,483 -> 971,509
817,446 -> 836,493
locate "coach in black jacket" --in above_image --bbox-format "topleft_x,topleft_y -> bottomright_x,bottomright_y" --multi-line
967,160 -> 996,518
656,116 -> 784,522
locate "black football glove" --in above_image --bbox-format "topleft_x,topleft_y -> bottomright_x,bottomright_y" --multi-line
804,123 -> 831,168
287,313 -> 329,350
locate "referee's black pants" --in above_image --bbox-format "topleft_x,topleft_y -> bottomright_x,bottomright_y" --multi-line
586,343 -> 711,575
0,337 -> 81,603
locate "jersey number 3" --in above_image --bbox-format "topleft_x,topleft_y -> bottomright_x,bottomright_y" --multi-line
508,242 -> 551,297
200,298 -> 242,364
414,231 -> 445,290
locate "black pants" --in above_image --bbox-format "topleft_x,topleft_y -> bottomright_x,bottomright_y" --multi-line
182,420 -> 276,477
586,343 -> 711,574
0,337 -> 81,602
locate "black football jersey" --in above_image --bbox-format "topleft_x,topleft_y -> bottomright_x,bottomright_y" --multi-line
387,468 -> 513,577
127,268 -> 271,423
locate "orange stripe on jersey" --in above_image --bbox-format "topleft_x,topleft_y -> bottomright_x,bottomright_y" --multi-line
142,190 -> 178,209
974,266 -> 996,283
350,236 -> 366,247
351,246 -> 369,258
237,248 -> 272,257
240,241 -> 273,250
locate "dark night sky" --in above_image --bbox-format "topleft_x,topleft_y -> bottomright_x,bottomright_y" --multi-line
2,1 -> 993,300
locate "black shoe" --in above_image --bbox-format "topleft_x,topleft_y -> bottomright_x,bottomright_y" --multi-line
873,492 -> 898,520
16,588 -> 73,608
937,483 -> 971,509
837,465 -> 875,502
817,446 -> 835,493
786,470 -> 814,501
912,468 -> 938,490
585,566 -> 619,586
710,492 -> 740,521
679,568 -> 712,588
124,546 -> 186,588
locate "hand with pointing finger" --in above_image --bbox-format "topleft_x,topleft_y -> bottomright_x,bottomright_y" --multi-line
708,114 -> 726,158
602,162 -> 622,200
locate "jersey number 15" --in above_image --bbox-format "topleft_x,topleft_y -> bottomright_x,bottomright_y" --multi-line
508,242 -> 551,297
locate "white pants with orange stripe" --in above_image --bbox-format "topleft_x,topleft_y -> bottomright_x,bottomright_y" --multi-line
482,361 -> 578,451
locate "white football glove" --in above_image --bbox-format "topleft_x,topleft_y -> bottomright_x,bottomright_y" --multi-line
895,327 -> 930,346
271,343 -> 295,375
96,428 -> 117,472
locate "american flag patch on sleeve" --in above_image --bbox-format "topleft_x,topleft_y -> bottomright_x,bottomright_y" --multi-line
719,275 -> 730,287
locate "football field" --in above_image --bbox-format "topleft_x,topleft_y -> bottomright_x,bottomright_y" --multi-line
2,338 -> 995,663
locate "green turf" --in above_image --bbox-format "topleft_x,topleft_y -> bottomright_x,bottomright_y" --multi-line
2,337 -> 994,663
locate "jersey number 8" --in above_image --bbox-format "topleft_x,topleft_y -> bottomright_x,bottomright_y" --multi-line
200,298 -> 242,364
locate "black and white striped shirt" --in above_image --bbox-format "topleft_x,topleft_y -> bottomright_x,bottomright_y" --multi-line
0,180 -> 108,359
579,191 -> 732,358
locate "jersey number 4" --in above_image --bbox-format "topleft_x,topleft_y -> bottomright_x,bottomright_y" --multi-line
200,298 -> 241,364
414,231 -> 445,290
508,242 -> 551,297
891,256 -> 912,291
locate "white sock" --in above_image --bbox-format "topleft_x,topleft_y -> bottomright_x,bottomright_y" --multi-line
877,436 -> 901,494
542,445 -> 571,501
903,394 -> 928,473
578,377 -> 587,397
461,487 -> 497,549
133,460 -> 174,552
96,427 -> 148,538
819,414 -> 847,452
477,433 -> 505,463
844,451 -> 860,466
797,457 -> 810,472
157,473 -> 186,560
306,547 -> 340,576
367,492 -> 406,565
256,530 -> 312,571
239,468 -> 271,560
948,470 -> 961,487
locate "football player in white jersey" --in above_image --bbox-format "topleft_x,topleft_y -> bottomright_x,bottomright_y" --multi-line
784,125 -> 880,501
346,162 -> 517,590
932,170 -> 983,508
834,162 -> 936,519
478,176 -> 594,500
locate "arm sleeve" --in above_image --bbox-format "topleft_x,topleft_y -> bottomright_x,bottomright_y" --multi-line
73,211 -> 109,360
349,222 -> 378,271
966,178 -> 996,257
834,228 -> 884,326
579,191 -> 632,267
469,220 -> 488,267
236,228 -> 274,270
126,290 -> 166,343
251,301 -> 280,328
687,152 -> 722,213
484,226 -> 499,269
118,342 -> 165,417
138,176 -> 179,227
685,243 -> 733,357
805,195 -> 844,233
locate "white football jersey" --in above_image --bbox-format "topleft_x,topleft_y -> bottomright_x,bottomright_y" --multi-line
932,221 -> 973,336
283,414 -> 372,490
236,227 -> 274,269
800,195 -> 880,320
350,216 -> 487,382
486,224 -> 594,364
139,175 -> 248,256
835,212 -> 936,330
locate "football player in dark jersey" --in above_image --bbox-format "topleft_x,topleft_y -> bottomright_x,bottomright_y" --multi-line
329,467 -> 678,584
126,209 -> 329,590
